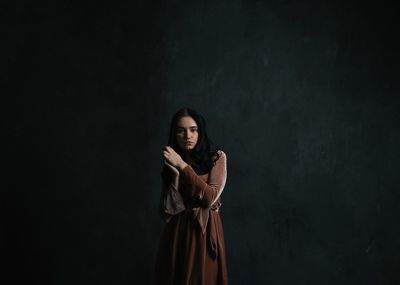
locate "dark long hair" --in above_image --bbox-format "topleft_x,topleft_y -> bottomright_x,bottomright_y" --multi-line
162,108 -> 220,183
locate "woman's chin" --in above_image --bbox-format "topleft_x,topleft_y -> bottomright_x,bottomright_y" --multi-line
181,146 -> 194,151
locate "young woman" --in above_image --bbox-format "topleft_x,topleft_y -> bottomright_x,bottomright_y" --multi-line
155,108 -> 228,285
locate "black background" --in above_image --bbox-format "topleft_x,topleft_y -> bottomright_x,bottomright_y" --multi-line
3,0 -> 400,284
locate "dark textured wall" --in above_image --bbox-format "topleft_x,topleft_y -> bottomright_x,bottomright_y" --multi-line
3,1 -> 399,284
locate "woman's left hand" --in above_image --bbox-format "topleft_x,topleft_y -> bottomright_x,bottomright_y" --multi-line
163,146 -> 187,170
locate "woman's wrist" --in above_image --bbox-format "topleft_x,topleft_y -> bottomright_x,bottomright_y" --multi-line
177,161 -> 188,172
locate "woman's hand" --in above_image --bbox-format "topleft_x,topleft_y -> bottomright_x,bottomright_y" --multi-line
163,146 -> 188,171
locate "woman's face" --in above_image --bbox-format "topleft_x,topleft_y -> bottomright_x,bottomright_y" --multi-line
175,116 -> 199,151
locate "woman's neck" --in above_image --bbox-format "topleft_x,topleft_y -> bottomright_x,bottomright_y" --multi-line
182,151 -> 192,164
